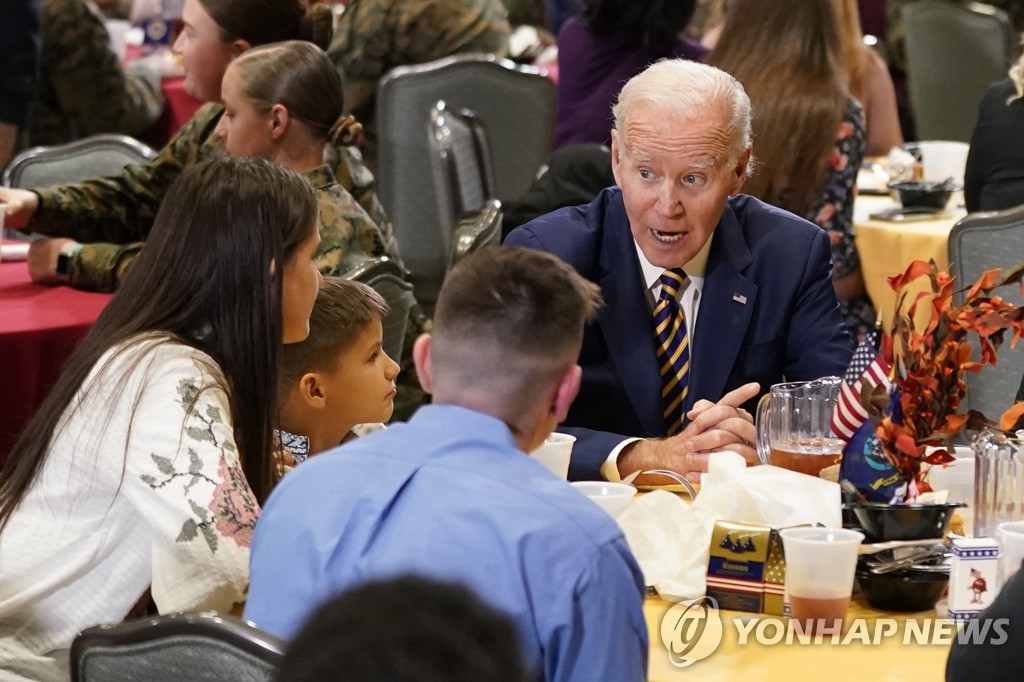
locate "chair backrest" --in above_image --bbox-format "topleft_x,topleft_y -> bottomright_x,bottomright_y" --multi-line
948,204 -> 1024,420
344,256 -> 416,361
452,198 -> 503,268
903,0 -> 1017,142
70,611 -> 285,682
3,133 -> 158,188
377,53 -> 555,306
429,100 -> 499,269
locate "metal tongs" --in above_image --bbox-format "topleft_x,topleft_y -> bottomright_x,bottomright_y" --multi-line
861,542 -> 951,574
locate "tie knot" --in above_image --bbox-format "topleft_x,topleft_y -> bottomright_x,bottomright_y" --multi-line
659,269 -> 687,301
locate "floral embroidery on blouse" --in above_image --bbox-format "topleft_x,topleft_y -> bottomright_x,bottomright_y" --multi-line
139,377 -> 258,552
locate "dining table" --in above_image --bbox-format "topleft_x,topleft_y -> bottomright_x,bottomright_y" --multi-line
853,193 -> 967,327
643,593 -> 950,681
0,258 -> 113,464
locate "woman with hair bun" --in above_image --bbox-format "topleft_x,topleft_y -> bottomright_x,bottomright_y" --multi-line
216,41 -> 402,275
1,0 -> 391,293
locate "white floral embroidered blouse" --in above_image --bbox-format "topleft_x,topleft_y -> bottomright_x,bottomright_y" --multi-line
0,334 -> 258,680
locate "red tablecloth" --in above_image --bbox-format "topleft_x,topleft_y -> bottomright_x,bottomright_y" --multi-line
0,261 -> 113,463
142,77 -> 203,148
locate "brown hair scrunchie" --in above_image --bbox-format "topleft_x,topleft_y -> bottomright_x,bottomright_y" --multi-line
328,114 -> 364,147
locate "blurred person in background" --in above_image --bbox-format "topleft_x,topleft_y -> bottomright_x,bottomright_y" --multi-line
709,0 -> 874,347
965,47 -> 1024,213
554,0 -> 704,148
0,0 -> 394,295
0,0 -> 41,170
20,0 -> 164,151
832,0 -> 903,156
327,0 -> 511,171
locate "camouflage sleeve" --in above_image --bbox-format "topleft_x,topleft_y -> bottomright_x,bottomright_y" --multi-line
329,0 -> 510,122
67,241 -> 142,292
315,183 -> 394,277
42,0 -> 164,140
31,102 -> 223,243
329,145 -> 404,269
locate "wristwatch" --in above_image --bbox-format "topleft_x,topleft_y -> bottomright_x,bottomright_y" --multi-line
56,243 -> 83,280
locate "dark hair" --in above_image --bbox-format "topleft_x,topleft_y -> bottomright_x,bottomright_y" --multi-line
0,157 -> 319,529
231,41 -> 363,147
277,575 -> 528,682
279,277 -> 388,399
430,246 -> 600,410
199,0 -> 333,50
708,0 -> 848,216
579,0 -> 697,52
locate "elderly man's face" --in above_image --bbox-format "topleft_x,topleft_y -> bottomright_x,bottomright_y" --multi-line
611,100 -> 750,268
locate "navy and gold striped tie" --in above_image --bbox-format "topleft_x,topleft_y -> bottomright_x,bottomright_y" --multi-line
653,269 -> 690,436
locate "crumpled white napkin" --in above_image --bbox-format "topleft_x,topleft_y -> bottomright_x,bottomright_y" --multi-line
616,452 -> 841,601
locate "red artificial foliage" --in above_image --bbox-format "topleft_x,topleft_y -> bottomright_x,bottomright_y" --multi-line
875,261 -> 1024,488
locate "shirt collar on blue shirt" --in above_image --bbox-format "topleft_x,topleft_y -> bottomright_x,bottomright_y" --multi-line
409,404 -> 523,452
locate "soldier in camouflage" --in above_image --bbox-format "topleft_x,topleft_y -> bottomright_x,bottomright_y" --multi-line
328,0 -> 512,170
22,0 -> 164,150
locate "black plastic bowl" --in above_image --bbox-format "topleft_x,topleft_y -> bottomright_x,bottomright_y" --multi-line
857,569 -> 949,612
845,502 -> 965,542
888,180 -> 960,209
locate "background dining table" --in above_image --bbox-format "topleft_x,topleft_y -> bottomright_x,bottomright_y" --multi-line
0,259 -> 112,464
853,193 -> 966,327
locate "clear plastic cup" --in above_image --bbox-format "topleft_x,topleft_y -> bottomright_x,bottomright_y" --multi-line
529,433 -> 575,479
780,527 -> 864,635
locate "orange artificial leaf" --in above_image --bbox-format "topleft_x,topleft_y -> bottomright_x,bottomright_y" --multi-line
1000,401 -> 1024,432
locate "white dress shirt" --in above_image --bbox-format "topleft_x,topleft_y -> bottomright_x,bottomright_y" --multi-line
600,235 -> 715,481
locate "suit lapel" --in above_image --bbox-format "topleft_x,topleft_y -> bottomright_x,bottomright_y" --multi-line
597,198 -> 665,437
689,203 -> 757,409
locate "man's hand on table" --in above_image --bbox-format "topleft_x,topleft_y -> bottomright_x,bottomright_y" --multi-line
28,238 -> 79,285
0,188 -> 39,230
617,382 -> 760,484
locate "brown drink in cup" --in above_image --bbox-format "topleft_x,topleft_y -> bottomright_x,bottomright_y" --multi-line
780,528 -> 864,636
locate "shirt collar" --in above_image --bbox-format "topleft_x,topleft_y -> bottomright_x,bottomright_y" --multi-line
634,232 -> 714,292
409,404 -> 522,451
304,164 -> 336,191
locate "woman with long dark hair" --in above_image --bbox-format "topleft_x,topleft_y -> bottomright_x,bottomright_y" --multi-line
0,156 -> 321,680
708,0 -> 874,346
554,0 -> 704,148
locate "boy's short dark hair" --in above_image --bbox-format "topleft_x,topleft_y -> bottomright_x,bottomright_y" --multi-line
279,277 -> 389,390
276,575 -> 528,682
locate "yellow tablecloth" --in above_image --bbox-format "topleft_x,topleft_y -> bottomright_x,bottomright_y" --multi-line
644,594 -> 951,681
853,194 -> 965,326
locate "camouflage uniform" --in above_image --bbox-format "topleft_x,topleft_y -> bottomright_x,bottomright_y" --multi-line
25,102 -> 397,291
23,0 -> 164,149
65,164 -> 401,291
328,0 -> 511,168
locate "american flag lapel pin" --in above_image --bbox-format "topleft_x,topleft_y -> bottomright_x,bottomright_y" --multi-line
732,293 -> 748,304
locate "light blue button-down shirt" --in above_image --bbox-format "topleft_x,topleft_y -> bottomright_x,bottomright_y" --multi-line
246,404 -> 648,681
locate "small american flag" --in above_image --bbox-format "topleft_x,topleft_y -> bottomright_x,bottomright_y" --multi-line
830,330 -> 892,441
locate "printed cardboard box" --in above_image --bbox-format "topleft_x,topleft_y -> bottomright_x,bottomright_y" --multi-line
706,520 -> 787,616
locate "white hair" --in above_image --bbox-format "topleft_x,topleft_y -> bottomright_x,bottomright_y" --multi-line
1009,35 -> 1024,103
612,59 -> 753,171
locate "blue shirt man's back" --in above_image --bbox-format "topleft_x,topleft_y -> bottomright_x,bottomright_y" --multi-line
245,404 -> 649,681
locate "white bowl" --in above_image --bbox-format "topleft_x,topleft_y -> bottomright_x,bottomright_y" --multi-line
570,481 -> 637,519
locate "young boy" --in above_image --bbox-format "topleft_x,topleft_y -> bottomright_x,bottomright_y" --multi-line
277,277 -> 401,464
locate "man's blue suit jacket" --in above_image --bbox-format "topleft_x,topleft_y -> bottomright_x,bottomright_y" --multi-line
505,188 -> 852,480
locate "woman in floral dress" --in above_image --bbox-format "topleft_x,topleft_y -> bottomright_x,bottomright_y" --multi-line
0,157 -> 321,681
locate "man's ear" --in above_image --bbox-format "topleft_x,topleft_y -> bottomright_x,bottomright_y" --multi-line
730,146 -> 753,195
552,364 -> 582,423
298,372 -> 327,409
609,130 -> 623,187
412,334 -> 433,395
